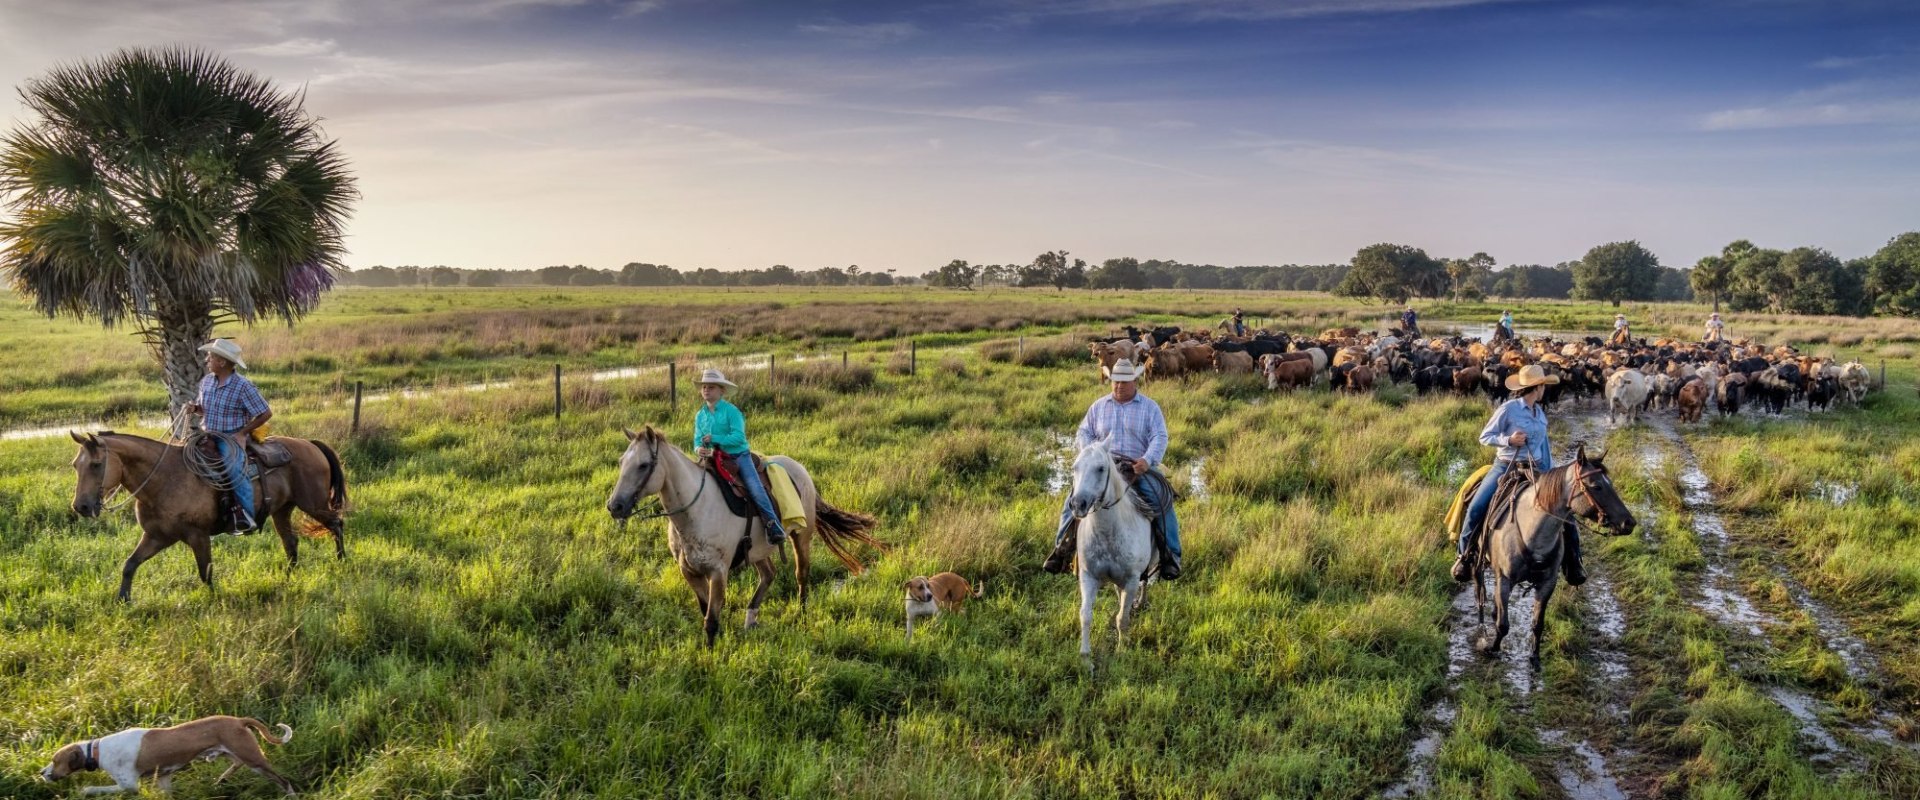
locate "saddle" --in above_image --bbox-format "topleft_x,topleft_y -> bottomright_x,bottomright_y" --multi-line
706,451 -> 770,520
192,435 -> 292,534
1482,461 -> 1541,539
1112,455 -> 1177,518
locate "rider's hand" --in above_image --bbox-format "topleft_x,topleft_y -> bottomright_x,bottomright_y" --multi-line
1509,431 -> 1528,446
185,402 -> 203,415
1132,458 -> 1149,475
696,447 -> 714,459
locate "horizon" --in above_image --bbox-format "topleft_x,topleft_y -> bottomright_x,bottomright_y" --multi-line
3,1 -> 1917,273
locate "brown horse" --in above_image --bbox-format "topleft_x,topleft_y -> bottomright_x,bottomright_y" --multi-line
68,431 -> 347,602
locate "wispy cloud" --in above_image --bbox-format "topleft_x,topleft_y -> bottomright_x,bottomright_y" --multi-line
984,0 -> 1532,23
1699,100 -> 1920,130
234,37 -> 342,58
1809,54 -> 1886,70
797,21 -> 922,45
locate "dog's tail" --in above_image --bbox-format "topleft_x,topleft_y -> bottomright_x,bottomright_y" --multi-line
243,718 -> 294,745
971,580 -> 985,599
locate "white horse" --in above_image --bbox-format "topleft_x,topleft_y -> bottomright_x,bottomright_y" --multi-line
1606,368 -> 1650,425
607,426 -> 882,647
1065,437 -> 1157,658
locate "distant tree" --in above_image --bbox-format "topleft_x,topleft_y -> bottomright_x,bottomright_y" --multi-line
568,267 -> 614,286
1690,256 -> 1733,311
810,266 -> 849,286
465,270 -> 502,287
925,259 -> 979,289
1333,243 -> 1442,304
619,262 -> 682,286
1865,232 -> 1920,317
428,266 -> 461,287
1654,266 -> 1694,302
1089,257 -> 1147,290
1726,247 -> 1787,312
355,266 -> 400,287
1572,241 -> 1661,306
1018,250 -> 1069,289
393,265 -> 422,286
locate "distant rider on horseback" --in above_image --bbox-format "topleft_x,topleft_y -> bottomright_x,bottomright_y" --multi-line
693,368 -> 785,545
183,339 -> 271,533
1611,313 -> 1630,345
1452,364 -> 1586,586
1703,312 -> 1724,343
1043,359 -> 1182,580
1401,305 -> 1420,337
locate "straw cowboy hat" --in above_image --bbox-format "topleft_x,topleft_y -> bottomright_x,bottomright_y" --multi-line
197,338 -> 248,370
1505,363 -> 1562,392
1108,358 -> 1142,383
695,368 -> 737,389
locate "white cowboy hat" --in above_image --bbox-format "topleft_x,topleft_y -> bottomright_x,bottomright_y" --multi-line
197,338 -> 248,370
1108,358 -> 1142,383
1711,313 -> 1721,318
695,368 -> 737,388
1615,313 -> 1626,318
1505,363 -> 1562,392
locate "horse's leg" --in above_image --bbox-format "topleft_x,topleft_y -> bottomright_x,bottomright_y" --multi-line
680,563 -> 710,619
705,572 -> 728,649
1116,577 -> 1141,653
1530,576 -> 1556,671
272,508 -> 298,570
117,533 -> 171,603
792,527 -> 813,610
187,533 -> 215,592
744,559 -> 775,629
1489,574 -> 1515,655
1078,572 -> 1099,658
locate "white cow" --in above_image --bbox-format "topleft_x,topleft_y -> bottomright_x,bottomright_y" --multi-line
1606,369 -> 1651,425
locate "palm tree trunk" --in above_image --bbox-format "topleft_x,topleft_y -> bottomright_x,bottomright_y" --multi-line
155,309 -> 215,419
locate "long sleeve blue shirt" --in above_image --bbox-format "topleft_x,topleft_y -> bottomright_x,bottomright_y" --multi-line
1479,397 -> 1552,467
694,399 -> 751,454
1076,394 -> 1169,467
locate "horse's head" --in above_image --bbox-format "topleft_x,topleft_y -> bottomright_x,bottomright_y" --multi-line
1067,437 -> 1119,520
67,432 -> 121,518
608,426 -> 669,522
1568,445 -> 1636,537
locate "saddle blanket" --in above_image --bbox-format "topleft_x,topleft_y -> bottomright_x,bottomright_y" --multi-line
1446,463 -> 1495,543
764,462 -> 807,531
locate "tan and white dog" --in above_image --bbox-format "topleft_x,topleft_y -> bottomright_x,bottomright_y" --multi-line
40,715 -> 296,795
904,572 -> 983,642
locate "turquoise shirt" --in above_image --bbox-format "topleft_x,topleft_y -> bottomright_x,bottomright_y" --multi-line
694,398 -> 751,455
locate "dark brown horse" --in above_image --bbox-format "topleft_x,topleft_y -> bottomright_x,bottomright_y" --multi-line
68,431 -> 347,602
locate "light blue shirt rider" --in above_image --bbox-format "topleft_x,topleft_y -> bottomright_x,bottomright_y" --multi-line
1479,397 -> 1552,468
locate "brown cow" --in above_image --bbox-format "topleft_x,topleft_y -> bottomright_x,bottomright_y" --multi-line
1262,355 -> 1315,391
1090,342 -> 1123,379
1345,365 -> 1376,393
1676,380 -> 1708,423
1145,346 -> 1185,380
1454,365 -> 1483,395
1179,342 -> 1215,370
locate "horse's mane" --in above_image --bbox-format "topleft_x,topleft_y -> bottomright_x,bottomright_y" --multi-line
1533,463 -> 1574,512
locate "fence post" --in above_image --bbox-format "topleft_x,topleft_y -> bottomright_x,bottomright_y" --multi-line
770,353 -> 776,386
553,364 -> 562,421
843,351 -> 849,368
911,340 -> 917,376
1880,359 -> 1886,390
1020,335 -> 1025,359
669,362 -> 677,411
351,381 -> 363,434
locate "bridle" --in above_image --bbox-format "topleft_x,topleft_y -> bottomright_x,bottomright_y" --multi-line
83,436 -> 171,514
1072,452 -> 1126,517
1551,459 -> 1618,534
614,434 -> 707,526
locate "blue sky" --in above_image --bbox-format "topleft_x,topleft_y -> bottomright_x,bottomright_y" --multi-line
1,0 -> 1916,272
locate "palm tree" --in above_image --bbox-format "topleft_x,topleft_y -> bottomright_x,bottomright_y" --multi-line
0,47 -> 356,413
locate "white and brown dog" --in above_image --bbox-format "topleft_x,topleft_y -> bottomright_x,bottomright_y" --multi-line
40,715 -> 296,795
904,572 -> 983,642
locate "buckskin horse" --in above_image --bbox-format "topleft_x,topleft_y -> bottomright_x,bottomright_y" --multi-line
605,426 -> 883,647
1471,446 -> 1635,669
68,431 -> 347,602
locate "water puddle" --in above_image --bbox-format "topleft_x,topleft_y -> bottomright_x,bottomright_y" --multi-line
1668,440 -> 1773,636
1383,699 -> 1454,799
1811,481 -> 1858,506
1186,457 -> 1210,502
1539,730 -> 1631,800
1766,687 -> 1845,760
1043,431 -> 1073,496
1772,565 -> 1879,684
1444,457 -> 1469,485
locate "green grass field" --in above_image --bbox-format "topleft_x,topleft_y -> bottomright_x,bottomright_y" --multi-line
1,287 -> 1916,798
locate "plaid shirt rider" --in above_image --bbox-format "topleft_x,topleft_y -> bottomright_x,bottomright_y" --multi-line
197,372 -> 269,434
1076,393 -> 1168,467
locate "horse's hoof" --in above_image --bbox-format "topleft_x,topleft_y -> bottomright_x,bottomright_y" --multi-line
744,610 -> 760,629
1529,657 -> 1542,671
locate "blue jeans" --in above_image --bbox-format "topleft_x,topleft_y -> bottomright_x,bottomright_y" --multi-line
1054,471 -> 1181,559
728,451 -> 785,538
1459,459 -> 1509,556
214,434 -> 256,519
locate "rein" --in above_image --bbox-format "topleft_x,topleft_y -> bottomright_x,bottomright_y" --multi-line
98,437 -> 173,513
622,435 -> 708,522
1542,461 -> 1611,536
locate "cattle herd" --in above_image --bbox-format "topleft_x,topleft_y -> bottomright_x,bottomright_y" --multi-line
1089,322 -> 1875,422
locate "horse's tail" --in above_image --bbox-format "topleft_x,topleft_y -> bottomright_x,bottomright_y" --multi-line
813,498 -> 886,574
971,579 -> 984,599
313,439 -> 347,512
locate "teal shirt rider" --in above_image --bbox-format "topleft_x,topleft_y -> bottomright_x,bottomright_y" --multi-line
694,397 -> 751,454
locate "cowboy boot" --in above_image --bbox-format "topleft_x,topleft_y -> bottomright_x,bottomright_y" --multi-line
1150,518 -> 1181,581
1562,526 -> 1587,586
1450,530 -> 1475,582
763,517 -> 787,546
1043,519 -> 1078,574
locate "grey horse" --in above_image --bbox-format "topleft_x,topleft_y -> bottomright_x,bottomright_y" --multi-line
1066,437 -> 1157,658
